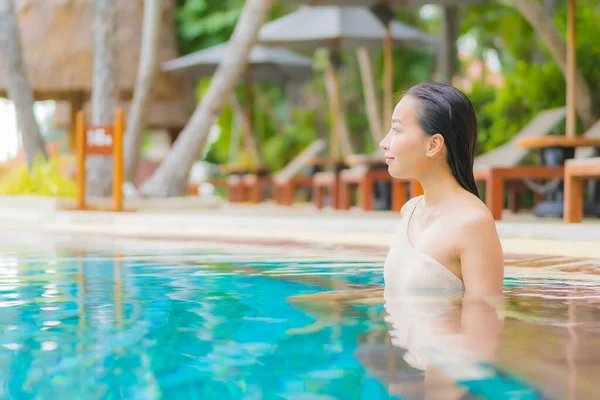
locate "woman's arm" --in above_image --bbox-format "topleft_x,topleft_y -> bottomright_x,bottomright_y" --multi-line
457,209 -> 505,297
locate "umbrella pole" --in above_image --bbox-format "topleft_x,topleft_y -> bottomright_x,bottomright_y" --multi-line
324,60 -> 341,161
324,60 -> 354,159
228,109 -> 241,164
69,92 -> 85,150
566,0 -> 576,138
383,24 -> 393,134
245,78 -> 263,166
230,90 -> 262,167
357,48 -> 383,146
244,76 -> 254,130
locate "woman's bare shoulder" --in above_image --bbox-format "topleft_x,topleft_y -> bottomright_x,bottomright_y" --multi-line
440,195 -> 498,246
400,195 -> 424,217
452,197 -> 504,295
458,195 -> 495,225
445,195 -> 495,231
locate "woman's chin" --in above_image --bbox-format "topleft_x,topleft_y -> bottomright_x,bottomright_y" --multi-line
388,168 -> 410,180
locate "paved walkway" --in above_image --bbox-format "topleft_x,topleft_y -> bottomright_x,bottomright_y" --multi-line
0,196 -> 599,258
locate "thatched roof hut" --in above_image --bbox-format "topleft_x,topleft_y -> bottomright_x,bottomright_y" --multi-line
0,0 -> 185,100
0,0 -> 194,143
52,98 -> 192,134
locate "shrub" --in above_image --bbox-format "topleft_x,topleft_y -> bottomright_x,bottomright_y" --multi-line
0,156 -> 77,197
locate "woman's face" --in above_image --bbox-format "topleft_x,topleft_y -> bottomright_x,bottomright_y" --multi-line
379,95 -> 431,179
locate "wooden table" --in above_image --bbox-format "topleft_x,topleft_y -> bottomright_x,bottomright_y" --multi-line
341,152 -> 424,210
518,136 -> 600,217
305,156 -> 347,169
344,152 -> 385,167
519,137 -> 600,149
219,164 -> 268,176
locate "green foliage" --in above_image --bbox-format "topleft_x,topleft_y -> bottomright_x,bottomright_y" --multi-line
173,0 -> 600,181
202,91 -> 318,173
392,9 -> 438,90
471,61 -> 566,153
176,1 -> 308,172
0,156 -> 77,197
261,108 -> 317,171
560,0 -> 600,118
174,1 -> 439,170
463,0 -> 600,155
466,81 -> 496,155
176,0 -> 295,55
199,77 -> 235,165
461,3 -> 536,70
176,0 -> 245,54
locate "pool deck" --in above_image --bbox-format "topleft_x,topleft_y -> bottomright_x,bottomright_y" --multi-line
0,195 -> 599,258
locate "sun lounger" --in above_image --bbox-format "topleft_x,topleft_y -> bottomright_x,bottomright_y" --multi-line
473,107 -> 567,219
564,157 -> 600,223
240,139 -> 326,204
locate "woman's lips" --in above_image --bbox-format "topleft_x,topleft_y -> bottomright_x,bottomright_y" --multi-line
385,157 -> 395,164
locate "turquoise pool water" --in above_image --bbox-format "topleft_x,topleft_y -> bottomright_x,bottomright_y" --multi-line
1,238 -> 599,399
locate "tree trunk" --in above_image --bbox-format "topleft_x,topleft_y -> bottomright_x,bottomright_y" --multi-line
89,0 -> 120,196
323,60 -> 354,158
140,0 -> 273,197
124,0 -> 163,183
512,0 -> 598,129
229,92 -> 262,166
382,26 -> 393,137
0,0 -> 47,168
436,6 -> 459,85
531,0 -> 557,63
228,112 -> 242,164
255,89 -> 284,132
356,48 -> 383,146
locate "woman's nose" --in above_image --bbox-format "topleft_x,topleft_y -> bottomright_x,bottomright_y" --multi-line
379,134 -> 388,151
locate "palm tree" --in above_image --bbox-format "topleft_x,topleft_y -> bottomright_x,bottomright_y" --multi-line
512,0 -> 597,128
0,0 -> 47,167
140,0 -> 273,197
88,0 -> 119,196
123,0 -> 163,183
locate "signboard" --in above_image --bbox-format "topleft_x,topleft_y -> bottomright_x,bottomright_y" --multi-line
76,109 -> 124,211
85,126 -> 115,155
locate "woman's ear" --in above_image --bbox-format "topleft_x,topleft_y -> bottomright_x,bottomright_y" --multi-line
426,133 -> 445,157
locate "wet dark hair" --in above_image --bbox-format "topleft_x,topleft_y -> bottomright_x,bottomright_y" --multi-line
405,82 -> 479,198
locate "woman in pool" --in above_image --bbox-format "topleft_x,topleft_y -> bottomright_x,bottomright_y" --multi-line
286,83 -> 505,396
382,82 -> 504,295
291,82 -> 503,298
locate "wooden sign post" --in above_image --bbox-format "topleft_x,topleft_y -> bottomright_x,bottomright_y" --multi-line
76,109 -> 124,211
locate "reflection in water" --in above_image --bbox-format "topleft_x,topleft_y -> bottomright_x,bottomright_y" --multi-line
290,288 -> 531,399
1,238 -> 600,399
288,272 -> 600,400
381,290 -> 503,399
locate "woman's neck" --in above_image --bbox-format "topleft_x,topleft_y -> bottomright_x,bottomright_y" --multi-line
418,168 -> 464,208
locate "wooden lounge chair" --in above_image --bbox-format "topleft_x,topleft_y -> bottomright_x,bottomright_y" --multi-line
272,139 -> 326,205
238,139 -> 326,204
312,161 -> 345,209
321,107 -> 569,215
187,177 -> 227,196
185,163 -> 262,201
473,107 -> 567,220
478,112 -> 600,220
226,174 -> 248,202
337,152 -> 423,212
219,164 -> 264,203
564,157 -> 600,223
312,145 -> 378,210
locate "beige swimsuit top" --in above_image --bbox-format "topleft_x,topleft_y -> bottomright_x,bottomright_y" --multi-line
383,198 -> 485,376
383,196 -> 465,293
